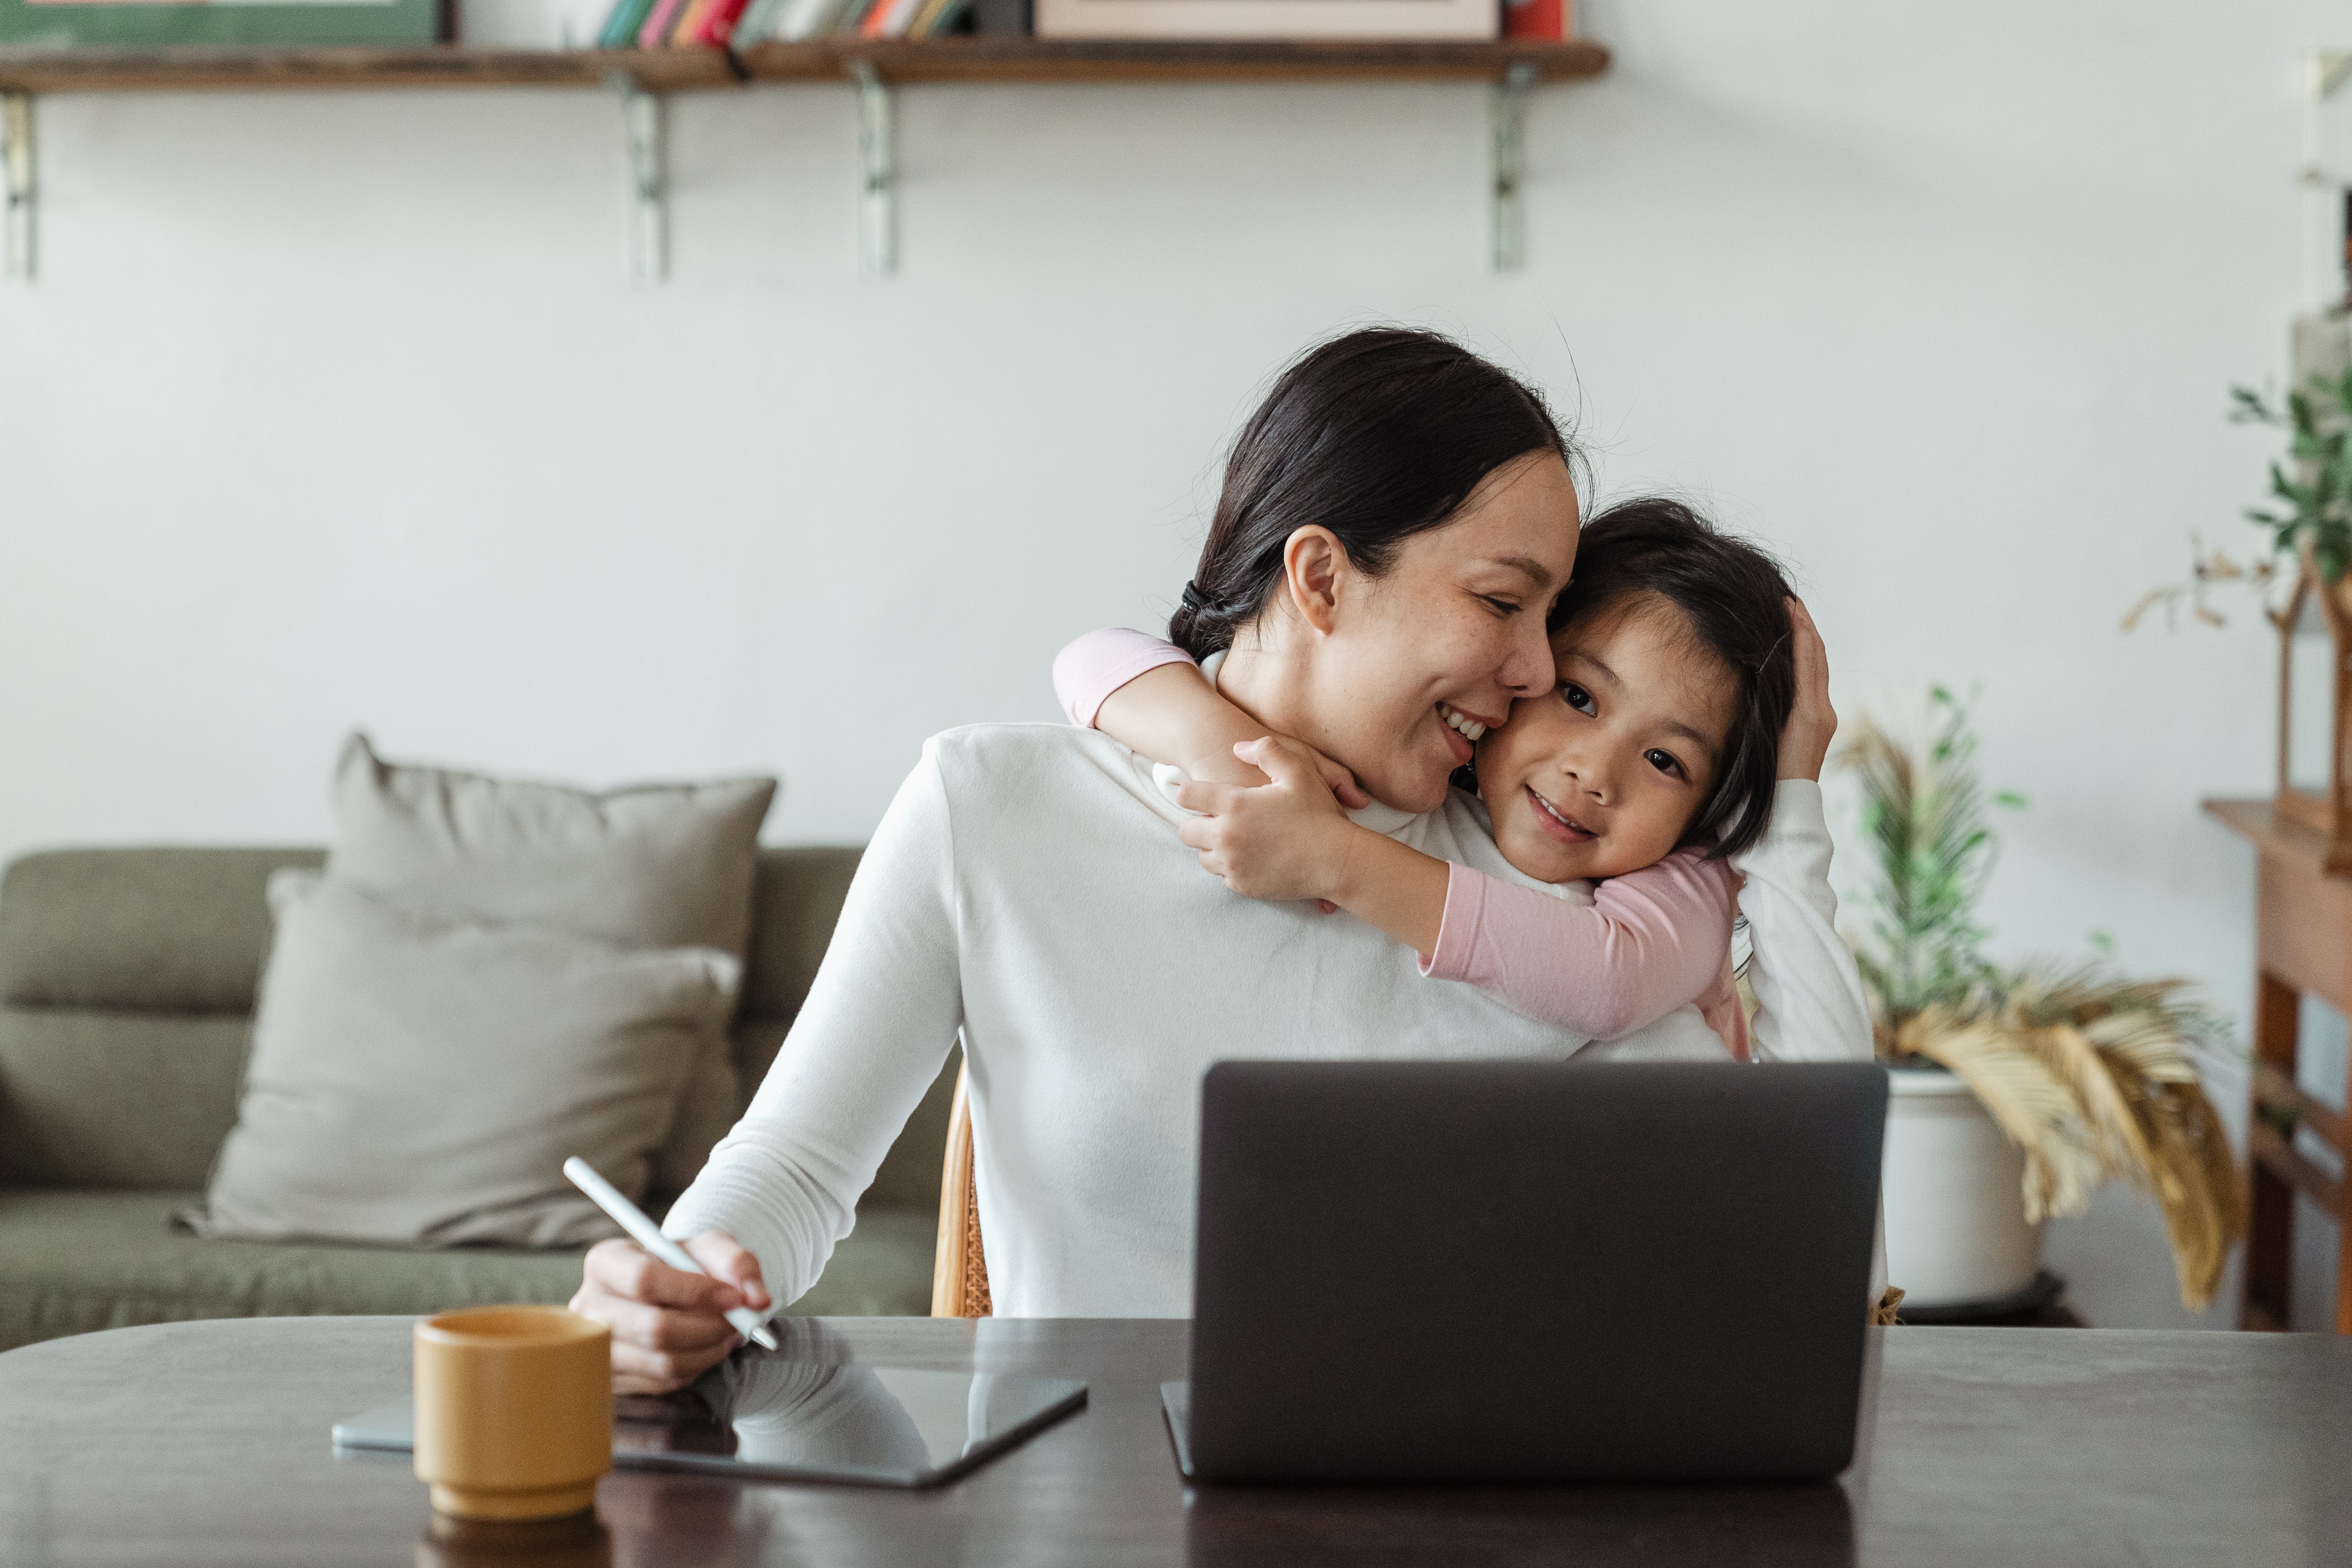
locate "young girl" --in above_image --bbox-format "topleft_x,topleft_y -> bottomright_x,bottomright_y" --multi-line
1055,498 -> 1842,1059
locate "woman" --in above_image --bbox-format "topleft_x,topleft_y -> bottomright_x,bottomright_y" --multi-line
574,330 -> 1868,1393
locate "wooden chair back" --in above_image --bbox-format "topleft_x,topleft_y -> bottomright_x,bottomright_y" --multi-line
929,1060 -> 993,1317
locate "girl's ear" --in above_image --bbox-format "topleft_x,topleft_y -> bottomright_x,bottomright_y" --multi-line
1279,526 -> 1348,637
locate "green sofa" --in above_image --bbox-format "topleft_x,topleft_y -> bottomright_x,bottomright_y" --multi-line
0,845 -> 956,1353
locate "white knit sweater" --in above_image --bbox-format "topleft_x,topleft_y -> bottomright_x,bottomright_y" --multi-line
665,724 -> 1873,1318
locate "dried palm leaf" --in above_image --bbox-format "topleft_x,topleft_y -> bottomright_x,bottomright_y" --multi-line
1899,967 -> 2244,1310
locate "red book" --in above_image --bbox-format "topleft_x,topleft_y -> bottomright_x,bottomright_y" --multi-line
636,0 -> 690,46
690,0 -> 755,43
1502,0 -> 1567,40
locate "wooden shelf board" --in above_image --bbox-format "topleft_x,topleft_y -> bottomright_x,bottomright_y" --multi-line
0,46 -> 739,93
0,37 -> 1604,94
745,37 -> 1607,83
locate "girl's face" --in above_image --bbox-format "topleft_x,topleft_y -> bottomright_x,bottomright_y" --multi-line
1474,595 -> 1736,883
1288,452 -> 1580,813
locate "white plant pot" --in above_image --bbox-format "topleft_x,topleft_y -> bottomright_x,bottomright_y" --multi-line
1881,1067 -> 2047,1309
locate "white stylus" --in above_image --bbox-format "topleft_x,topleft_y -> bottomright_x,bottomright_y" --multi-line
563,1156 -> 779,1352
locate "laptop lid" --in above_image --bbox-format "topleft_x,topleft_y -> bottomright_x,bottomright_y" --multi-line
1182,1060 -> 1887,1484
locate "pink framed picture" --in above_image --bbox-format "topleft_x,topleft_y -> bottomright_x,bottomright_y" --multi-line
1036,0 -> 1494,41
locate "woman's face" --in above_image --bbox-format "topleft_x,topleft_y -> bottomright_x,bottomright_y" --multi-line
1313,452 -> 1580,813
1474,595 -> 1735,882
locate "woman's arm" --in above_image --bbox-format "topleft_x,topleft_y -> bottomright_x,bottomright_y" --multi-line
1737,599 -> 1871,1063
1732,780 -> 1871,1062
574,745 -> 967,1391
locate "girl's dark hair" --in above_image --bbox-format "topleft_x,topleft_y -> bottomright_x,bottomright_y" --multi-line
1168,328 -> 1574,660
1548,498 -> 1797,861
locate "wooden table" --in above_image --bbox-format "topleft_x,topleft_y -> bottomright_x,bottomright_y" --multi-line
2206,797 -> 2352,1332
1,1316 -> 2346,1566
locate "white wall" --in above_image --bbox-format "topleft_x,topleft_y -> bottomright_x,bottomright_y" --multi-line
4,0 -> 2346,1327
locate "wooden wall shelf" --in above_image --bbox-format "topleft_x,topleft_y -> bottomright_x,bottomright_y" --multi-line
0,37 -> 1606,282
0,38 -> 1605,94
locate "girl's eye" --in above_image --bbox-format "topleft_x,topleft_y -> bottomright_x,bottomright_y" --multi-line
1480,596 -> 1521,618
1560,682 -> 1594,715
1645,748 -> 1685,778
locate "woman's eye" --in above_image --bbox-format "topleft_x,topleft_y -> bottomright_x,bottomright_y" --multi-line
1644,749 -> 1684,778
1480,596 -> 1521,618
1560,683 -> 1594,714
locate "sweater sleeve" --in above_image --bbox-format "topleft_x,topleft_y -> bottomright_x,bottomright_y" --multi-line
662,742 -> 966,1310
1420,849 -> 1737,1039
1731,779 -> 1873,1064
1052,628 -> 1197,728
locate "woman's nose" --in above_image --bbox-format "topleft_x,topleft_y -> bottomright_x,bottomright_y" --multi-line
1497,616 -> 1552,699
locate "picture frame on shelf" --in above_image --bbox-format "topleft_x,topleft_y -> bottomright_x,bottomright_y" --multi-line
1035,0 -> 1493,41
0,0 -> 447,49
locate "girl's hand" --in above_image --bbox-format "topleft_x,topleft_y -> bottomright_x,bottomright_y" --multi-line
1778,597 -> 1837,781
1183,736 -> 1372,810
1175,737 -> 1364,905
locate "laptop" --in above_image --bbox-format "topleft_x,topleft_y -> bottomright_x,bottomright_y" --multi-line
1162,1059 -> 1887,1485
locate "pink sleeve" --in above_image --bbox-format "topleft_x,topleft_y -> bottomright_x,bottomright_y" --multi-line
1696,953 -> 1751,1062
1421,849 -> 1738,1040
1051,628 -> 1197,728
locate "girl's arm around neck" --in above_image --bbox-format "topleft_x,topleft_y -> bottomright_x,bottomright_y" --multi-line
1052,627 -> 1198,728
1053,628 -> 1264,787
1055,627 -> 1368,803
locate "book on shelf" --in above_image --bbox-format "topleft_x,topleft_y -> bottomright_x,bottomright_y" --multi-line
598,0 -> 661,46
685,0 -> 755,44
1502,0 -> 1569,40
635,0 -> 690,47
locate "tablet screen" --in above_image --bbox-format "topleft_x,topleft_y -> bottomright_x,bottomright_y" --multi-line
334,1355 -> 1086,1489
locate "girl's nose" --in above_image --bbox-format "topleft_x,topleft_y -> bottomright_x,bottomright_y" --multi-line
1559,747 -> 1611,805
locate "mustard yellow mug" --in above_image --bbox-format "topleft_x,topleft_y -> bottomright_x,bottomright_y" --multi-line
413,1306 -> 612,1521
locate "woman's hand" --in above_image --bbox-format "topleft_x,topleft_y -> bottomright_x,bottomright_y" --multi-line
1778,597 -> 1837,782
1176,736 -> 1366,905
570,1230 -> 771,1394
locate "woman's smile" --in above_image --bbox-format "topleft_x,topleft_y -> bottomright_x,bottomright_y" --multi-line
1437,702 -> 1497,767
1523,784 -> 1597,844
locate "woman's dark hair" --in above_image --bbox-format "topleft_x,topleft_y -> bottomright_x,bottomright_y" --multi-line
1168,328 -> 1574,660
1547,498 -> 1797,861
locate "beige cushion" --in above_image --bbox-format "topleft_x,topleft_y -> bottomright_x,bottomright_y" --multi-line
182,872 -> 740,1249
327,734 -> 775,1192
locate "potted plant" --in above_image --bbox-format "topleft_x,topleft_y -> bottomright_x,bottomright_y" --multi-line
1842,690 -> 2243,1313
2128,372 -> 2352,871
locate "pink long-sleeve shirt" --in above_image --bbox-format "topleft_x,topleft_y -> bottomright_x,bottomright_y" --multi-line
1051,628 -> 1749,1056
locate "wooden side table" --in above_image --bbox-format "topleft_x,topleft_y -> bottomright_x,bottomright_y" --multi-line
2205,799 -> 2352,1333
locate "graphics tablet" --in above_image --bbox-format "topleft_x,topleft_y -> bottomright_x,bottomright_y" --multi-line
334,1353 -> 1086,1490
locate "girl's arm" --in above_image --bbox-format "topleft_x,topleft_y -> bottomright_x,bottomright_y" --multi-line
1052,626 -> 1196,728
1418,852 -> 1740,1042
1177,739 -> 1740,1043
1053,627 -> 1367,800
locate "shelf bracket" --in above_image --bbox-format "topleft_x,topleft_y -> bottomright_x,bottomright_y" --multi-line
610,76 -> 667,285
1490,61 -> 1536,273
850,61 -> 897,279
2,92 -> 32,284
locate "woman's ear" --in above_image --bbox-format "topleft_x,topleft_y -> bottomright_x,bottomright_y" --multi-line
1279,526 -> 1349,637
